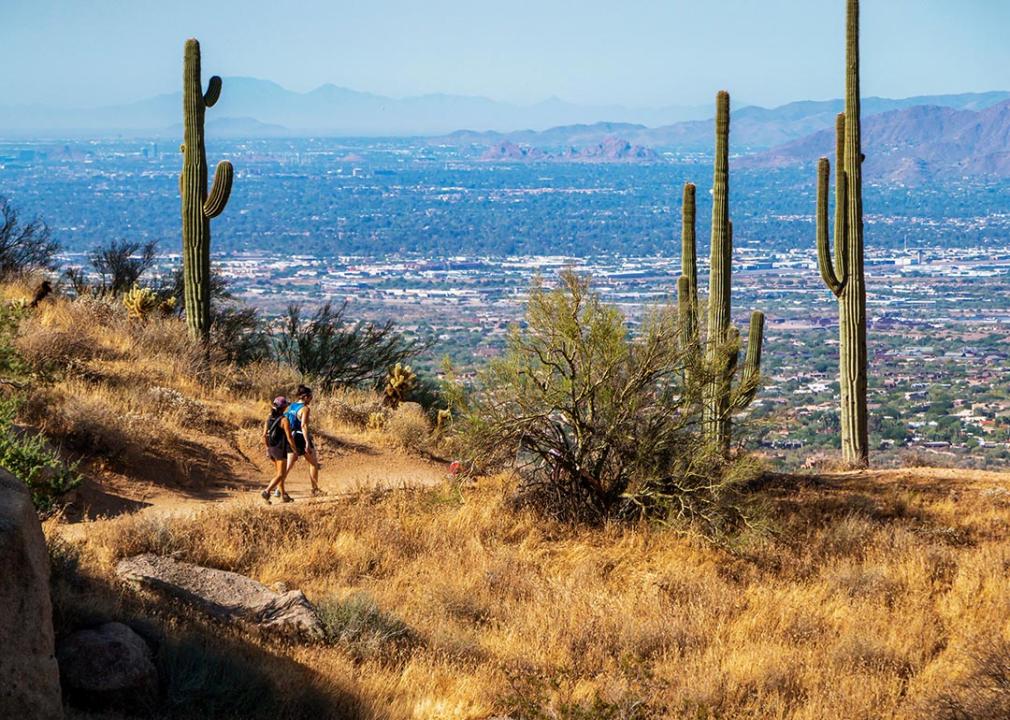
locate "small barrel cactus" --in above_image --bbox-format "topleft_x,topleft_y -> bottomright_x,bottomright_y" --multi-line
123,285 -> 159,320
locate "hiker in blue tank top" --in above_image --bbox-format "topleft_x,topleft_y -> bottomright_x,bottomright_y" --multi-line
286,384 -> 322,495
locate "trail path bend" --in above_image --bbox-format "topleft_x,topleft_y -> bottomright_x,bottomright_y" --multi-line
59,438 -> 450,540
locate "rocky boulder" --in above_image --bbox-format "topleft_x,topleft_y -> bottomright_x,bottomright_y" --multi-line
116,553 -> 325,640
0,469 -> 63,720
56,622 -> 157,711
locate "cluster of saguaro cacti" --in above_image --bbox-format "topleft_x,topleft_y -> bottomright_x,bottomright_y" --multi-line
678,91 -> 765,453
814,0 -> 868,466
181,38 -> 233,342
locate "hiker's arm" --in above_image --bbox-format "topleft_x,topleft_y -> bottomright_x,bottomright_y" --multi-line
301,407 -> 313,449
283,417 -> 299,455
263,421 -> 270,449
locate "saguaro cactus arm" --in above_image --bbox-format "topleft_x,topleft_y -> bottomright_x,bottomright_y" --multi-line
681,182 -> 697,311
677,275 -> 696,349
204,160 -> 233,218
734,311 -> 765,409
743,311 -> 764,379
833,112 -> 848,278
816,158 -> 846,296
204,76 -> 222,107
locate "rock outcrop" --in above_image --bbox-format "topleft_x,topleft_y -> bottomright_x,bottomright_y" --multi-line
116,553 -> 324,640
0,469 -> 63,719
56,622 -> 157,711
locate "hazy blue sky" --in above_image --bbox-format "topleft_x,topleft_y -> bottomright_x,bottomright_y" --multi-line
3,0 -> 1008,108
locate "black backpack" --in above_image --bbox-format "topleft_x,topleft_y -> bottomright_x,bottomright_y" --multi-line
266,413 -> 286,447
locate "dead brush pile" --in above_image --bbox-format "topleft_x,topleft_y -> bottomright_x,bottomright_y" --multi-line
61,468 -> 1010,719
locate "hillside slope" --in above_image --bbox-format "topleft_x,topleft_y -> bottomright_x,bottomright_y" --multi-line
0,281 -> 445,527
54,465 -> 1010,719
745,100 -> 1010,182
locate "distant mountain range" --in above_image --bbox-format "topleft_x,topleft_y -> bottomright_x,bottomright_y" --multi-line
438,92 -> 1010,152
745,100 -> 1010,182
2,77 -> 1007,149
4,79 -> 1009,179
0,77 -> 711,137
480,137 -> 659,163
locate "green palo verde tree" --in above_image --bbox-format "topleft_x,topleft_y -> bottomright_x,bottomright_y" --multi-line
814,0 -> 868,466
181,38 -> 233,342
677,91 -> 765,454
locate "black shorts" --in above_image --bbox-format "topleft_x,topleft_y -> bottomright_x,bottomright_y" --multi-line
292,432 -> 310,455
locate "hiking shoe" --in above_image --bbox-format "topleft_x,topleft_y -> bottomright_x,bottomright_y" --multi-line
274,489 -> 282,498
311,487 -> 326,497
260,490 -> 271,504
281,493 -> 294,503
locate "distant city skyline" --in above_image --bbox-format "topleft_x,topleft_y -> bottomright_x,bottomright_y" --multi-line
3,0 -> 1009,109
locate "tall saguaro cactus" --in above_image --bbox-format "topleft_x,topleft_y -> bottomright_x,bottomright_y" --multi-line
814,0 -> 868,466
181,38 -> 233,342
678,91 -> 765,453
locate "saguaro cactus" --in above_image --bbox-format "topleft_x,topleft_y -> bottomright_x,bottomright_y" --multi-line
678,183 -> 698,345
814,0 -> 868,466
181,38 -> 233,342
678,91 -> 765,453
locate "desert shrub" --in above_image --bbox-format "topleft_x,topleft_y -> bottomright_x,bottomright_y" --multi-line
317,592 -> 415,659
321,386 -> 384,430
0,196 -> 59,279
15,324 -> 98,373
148,386 -> 211,425
926,641 -> 1010,719
455,271 -> 760,531
71,238 -> 159,295
164,265 -> 233,310
275,301 -> 430,389
502,669 -> 658,720
209,304 -> 271,366
0,301 -> 33,379
26,388 -> 134,460
125,312 -> 205,375
230,360 -> 302,401
384,402 -> 431,453
0,396 -> 81,512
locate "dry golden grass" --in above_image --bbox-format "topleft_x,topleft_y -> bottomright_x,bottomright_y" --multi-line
7,291 -> 401,490
54,468 -> 1010,719
17,283 -> 1010,717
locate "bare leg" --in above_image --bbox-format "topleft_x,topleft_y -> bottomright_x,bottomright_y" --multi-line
305,446 -> 320,492
266,459 -> 287,494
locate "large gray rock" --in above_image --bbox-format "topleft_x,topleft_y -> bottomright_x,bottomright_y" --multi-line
56,622 -> 157,710
116,553 -> 325,640
0,469 -> 63,719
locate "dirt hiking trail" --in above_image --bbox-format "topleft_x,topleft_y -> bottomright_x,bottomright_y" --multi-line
60,427 -> 451,538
